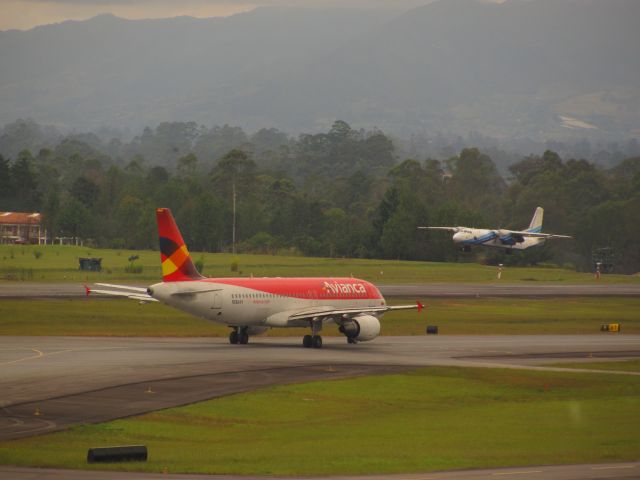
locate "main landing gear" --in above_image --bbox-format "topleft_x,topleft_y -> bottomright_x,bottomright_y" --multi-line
302,319 -> 323,348
229,327 -> 249,345
302,334 -> 322,349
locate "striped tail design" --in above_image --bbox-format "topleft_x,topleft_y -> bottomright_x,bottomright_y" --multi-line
156,208 -> 203,282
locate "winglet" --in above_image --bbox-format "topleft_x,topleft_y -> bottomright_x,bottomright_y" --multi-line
417,300 -> 424,312
84,284 -> 91,296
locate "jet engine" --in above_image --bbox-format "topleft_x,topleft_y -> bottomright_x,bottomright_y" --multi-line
339,315 -> 381,342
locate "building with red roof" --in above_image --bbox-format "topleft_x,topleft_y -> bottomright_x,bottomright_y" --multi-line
0,212 -> 44,244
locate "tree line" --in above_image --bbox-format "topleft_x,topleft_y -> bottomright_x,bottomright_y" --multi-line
1,120 -> 639,273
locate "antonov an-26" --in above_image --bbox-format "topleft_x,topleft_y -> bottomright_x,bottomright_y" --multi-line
89,208 -> 422,348
419,207 -> 571,253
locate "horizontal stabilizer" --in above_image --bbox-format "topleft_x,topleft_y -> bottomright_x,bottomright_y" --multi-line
86,284 -> 158,302
95,283 -> 148,292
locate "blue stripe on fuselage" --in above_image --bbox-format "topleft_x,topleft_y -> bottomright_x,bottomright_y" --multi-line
459,231 -> 497,245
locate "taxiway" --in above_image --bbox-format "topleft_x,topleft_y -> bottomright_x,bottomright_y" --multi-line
2,335 -> 639,441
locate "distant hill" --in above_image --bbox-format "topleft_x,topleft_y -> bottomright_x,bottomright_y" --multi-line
0,0 -> 638,140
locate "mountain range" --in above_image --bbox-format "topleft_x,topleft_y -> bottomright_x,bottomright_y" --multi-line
0,0 -> 638,140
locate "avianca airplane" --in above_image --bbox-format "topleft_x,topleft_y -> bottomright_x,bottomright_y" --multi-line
89,208 -> 423,348
418,207 -> 571,253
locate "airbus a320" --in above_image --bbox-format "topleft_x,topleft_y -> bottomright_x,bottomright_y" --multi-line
89,208 -> 423,349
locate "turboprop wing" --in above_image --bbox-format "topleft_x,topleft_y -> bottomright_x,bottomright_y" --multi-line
497,229 -> 572,239
418,226 -> 460,232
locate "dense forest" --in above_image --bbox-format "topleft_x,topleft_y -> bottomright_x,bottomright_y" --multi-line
1,120 -> 639,273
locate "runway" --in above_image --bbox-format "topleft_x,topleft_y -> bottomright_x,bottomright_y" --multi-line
1,282 -> 640,298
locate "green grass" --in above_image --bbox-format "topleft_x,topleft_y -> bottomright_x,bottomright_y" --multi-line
1,244 -> 638,284
551,359 -> 640,373
397,297 -> 640,335
0,297 -> 638,336
1,367 -> 638,475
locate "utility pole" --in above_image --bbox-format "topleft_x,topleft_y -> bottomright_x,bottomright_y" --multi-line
232,180 -> 236,255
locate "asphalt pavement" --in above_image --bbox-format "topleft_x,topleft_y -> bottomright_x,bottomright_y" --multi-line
1,282 -> 640,298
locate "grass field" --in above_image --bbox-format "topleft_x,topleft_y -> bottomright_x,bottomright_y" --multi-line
1,297 -> 638,336
1,366 -> 638,475
1,244 -> 638,284
552,359 -> 640,373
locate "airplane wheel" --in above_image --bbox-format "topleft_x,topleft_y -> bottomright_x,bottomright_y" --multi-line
347,337 -> 356,344
239,331 -> 249,344
302,335 -> 312,348
312,335 -> 323,349
229,331 -> 239,345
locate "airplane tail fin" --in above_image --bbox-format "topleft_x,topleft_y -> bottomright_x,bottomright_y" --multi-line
527,207 -> 544,233
156,208 -> 204,282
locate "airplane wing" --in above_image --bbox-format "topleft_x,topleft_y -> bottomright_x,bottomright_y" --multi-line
85,283 -> 158,303
502,230 -> 572,239
417,226 -> 459,232
286,301 -> 424,323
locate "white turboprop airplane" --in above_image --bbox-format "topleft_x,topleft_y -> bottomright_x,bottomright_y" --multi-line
88,208 -> 423,349
418,207 -> 571,253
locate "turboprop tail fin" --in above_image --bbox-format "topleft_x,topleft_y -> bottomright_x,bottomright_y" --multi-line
527,207 -> 544,233
156,208 -> 203,282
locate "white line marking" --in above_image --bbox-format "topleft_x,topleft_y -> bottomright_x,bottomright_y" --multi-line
591,465 -> 635,470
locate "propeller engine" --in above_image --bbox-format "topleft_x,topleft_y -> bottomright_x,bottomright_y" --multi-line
497,229 -> 525,245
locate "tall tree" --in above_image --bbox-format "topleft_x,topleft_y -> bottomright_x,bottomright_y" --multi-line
10,150 -> 40,210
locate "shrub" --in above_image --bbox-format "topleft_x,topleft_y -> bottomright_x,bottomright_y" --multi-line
125,262 -> 143,274
195,256 -> 205,275
230,257 -> 239,272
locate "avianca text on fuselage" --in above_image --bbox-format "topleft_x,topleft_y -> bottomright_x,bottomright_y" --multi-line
323,281 -> 367,296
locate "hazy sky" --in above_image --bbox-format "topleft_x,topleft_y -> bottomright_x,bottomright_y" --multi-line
0,0 -> 446,31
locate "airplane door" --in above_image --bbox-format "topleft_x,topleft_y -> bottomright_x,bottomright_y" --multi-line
212,292 -> 222,309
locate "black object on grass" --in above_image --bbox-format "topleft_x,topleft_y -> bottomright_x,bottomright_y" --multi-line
87,445 -> 147,463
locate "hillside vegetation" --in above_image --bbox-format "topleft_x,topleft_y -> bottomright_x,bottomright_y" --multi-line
0,1 -> 638,139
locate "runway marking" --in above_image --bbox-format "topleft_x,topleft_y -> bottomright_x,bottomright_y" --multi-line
1,347 -> 125,366
591,465 -> 635,470
0,348 -> 44,365
492,471 -> 542,476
